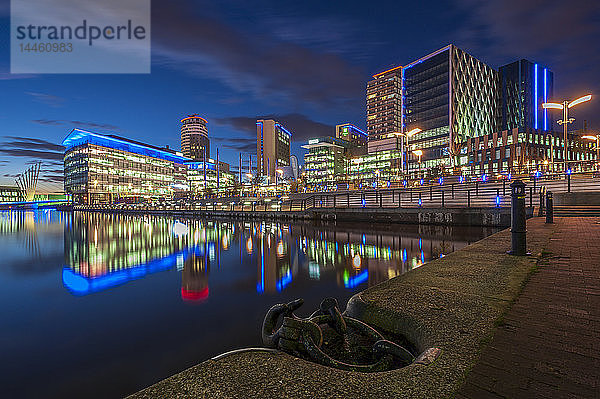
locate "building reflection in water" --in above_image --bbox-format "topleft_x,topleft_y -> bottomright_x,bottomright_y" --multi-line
62,213 -> 496,298
0,209 -> 67,258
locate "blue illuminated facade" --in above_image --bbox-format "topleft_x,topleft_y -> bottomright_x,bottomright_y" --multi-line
62,129 -> 191,204
499,59 -> 554,132
62,129 -> 189,164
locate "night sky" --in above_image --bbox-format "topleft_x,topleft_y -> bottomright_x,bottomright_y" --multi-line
1,0 -> 599,192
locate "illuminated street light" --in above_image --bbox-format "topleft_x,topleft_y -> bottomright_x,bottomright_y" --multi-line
393,128 -> 422,175
412,149 -> 423,177
275,168 -> 284,192
543,94 -> 592,171
582,134 -> 600,166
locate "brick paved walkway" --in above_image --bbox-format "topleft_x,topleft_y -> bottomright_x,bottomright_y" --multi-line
458,217 -> 600,399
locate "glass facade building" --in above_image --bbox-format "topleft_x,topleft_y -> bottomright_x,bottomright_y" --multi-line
186,161 -> 236,198
302,137 -> 350,191
367,44 -> 560,177
500,60 -> 554,132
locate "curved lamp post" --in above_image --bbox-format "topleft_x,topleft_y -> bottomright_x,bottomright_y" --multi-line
412,149 -> 423,178
393,128 -> 422,176
543,94 -> 592,172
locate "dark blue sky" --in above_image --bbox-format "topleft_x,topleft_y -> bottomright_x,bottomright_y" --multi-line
1,0 -> 599,192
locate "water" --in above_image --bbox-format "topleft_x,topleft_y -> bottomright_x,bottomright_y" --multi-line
0,210 -> 499,398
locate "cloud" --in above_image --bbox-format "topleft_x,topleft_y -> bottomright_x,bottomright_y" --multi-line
31,119 -> 120,131
456,3 -> 598,98
212,137 -> 255,153
26,91 -> 65,107
0,136 -> 64,160
213,113 -> 334,142
452,0 -> 600,129
3,136 -> 64,152
151,0 -> 364,108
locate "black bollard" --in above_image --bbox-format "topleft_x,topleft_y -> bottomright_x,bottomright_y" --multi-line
508,180 -> 529,256
545,191 -> 553,224
567,173 -> 571,193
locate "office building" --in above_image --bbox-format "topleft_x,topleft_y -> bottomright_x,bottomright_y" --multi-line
63,129 -> 190,204
186,160 -> 235,197
367,44 -> 562,176
181,114 -> 210,161
500,60 -> 554,132
464,127 -> 595,175
336,123 -> 368,148
349,149 -> 404,188
0,186 -> 22,203
302,137 -> 351,190
366,67 -> 402,141
256,119 -> 291,178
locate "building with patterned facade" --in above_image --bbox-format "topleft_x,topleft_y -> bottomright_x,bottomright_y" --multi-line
366,44 -> 566,176
181,114 -> 210,161
256,119 -> 291,179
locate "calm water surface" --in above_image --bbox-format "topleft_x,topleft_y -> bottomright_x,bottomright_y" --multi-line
0,210 -> 499,398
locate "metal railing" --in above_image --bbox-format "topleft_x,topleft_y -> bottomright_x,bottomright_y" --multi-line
74,171 -> 600,213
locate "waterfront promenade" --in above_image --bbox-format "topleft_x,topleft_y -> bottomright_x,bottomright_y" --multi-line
131,216 -> 600,398
458,217 -> 600,399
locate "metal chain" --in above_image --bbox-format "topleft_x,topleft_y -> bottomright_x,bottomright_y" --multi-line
262,298 -> 415,372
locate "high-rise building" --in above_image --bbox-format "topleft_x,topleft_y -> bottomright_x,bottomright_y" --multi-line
368,45 -> 501,173
367,44 -> 560,176
181,114 -> 210,161
256,119 -> 291,178
500,60 -> 554,132
366,68 -> 402,141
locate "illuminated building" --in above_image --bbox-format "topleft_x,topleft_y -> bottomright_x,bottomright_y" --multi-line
349,149 -> 404,188
0,186 -> 23,203
463,128 -> 596,174
368,45 -> 500,174
336,123 -> 367,149
302,137 -> 351,190
181,114 -> 210,161
500,60 -> 554,132
186,160 -> 236,197
62,129 -> 190,204
256,119 -> 291,178
365,44 -> 575,176
366,66 -> 402,141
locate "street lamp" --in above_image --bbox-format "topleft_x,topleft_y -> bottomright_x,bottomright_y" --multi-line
275,168 -> 284,193
543,94 -> 592,172
393,128 -> 422,176
582,134 -> 600,168
412,149 -> 423,178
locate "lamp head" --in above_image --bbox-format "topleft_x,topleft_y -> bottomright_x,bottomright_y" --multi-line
568,94 -> 592,109
542,102 -> 563,110
406,128 -> 422,137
